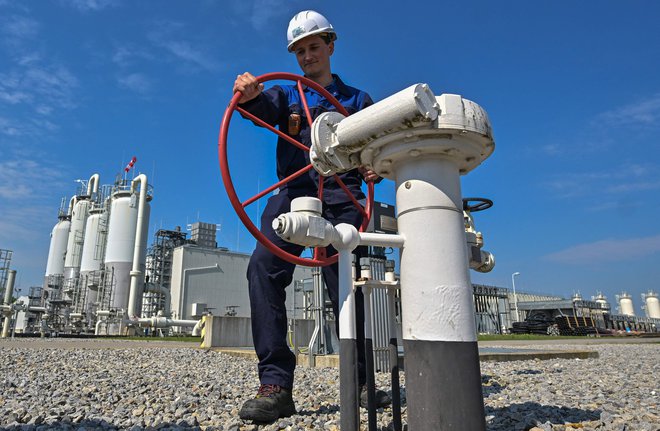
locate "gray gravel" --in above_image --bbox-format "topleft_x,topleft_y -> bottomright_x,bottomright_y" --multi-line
0,339 -> 657,430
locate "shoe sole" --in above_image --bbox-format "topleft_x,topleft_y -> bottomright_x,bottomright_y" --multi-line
239,403 -> 297,423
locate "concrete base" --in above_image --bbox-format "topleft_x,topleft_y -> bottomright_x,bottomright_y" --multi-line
205,346 -> 600,367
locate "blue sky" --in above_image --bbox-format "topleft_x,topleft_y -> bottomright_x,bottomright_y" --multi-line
1,1 -> 660,315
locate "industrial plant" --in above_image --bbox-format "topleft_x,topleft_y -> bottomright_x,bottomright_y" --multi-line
2,171 -> 658,345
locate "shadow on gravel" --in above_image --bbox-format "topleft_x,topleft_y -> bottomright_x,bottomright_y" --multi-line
485,401 -> 601,430
481,374 -> 506,397
513,369 -> 543,375
297,404 -> 340,416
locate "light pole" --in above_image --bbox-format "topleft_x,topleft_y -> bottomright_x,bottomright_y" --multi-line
511,272 -> 520,322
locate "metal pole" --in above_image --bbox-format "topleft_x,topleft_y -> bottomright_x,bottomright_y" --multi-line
396,157 -> 486,430
338,249 -> 359,431
386,278 -> 402,431
2,270 -> 17,338
512,272 -> 520,322
362,283 -> 377,431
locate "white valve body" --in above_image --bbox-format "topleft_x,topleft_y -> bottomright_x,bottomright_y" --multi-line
272,197 -> 339,247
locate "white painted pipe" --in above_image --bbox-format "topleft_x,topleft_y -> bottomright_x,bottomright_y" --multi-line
127,174 -> 148,319
338,248 -> 357,340
95,319 -> 104,335
2,270 -> 17,338
394,155 -> 486,430
310,84 -> 438,175
136,316 -> 199,328
358,232 -> 405,248
86,173 -> 99,197
180,264 -> 220,320
396,156 -> 475,342
67,196 -> 77,216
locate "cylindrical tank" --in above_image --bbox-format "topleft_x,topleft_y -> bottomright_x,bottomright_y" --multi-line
617,292 -> 635,316
80,209 -> 106,273
572,292 -> 583,302
642,291 -> 660,319
592,292 -> 609,310
44,216 -> 71,279
63,198 -> 92,280
104,190 -> 151,311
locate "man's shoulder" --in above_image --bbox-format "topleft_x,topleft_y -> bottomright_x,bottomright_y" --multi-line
334,74 -> 370,97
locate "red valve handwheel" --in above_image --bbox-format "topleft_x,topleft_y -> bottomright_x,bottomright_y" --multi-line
218,72 -> 374,267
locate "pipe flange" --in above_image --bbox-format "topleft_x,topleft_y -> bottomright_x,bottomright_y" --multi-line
310,111 -> 347,176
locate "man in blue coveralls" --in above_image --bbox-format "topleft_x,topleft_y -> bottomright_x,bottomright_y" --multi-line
233,10 -> 390,423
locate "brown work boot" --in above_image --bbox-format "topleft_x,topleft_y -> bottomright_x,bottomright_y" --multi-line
239,384 -> 296,423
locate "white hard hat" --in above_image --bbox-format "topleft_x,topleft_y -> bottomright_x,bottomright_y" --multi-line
286,10 -> 337,52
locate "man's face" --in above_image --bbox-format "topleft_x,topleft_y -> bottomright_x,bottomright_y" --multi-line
292,35 -> 334,79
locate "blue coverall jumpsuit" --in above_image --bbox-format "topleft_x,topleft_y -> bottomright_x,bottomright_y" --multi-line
240,74 -> 373,389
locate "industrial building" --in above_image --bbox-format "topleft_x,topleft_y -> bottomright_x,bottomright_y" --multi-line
2,170 -> 659,345
169,244 -> 313,322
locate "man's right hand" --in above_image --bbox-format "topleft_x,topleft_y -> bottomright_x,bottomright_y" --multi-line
233,72 -> 264,104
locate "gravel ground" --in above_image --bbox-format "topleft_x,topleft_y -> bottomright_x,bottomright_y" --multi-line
0,339 -> 657,430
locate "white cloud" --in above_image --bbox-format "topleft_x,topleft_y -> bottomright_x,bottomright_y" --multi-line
597,93 -> 660,128
61,0 -> 120,11
543,162 -> 660,199
118,73 -> 153,95
249,0 -> 290,31
147,21 -> 220,72
0,157 -> 67,200
1,14 -> 39,40
159,40 -> 219,71
544,235 -> 660,264
0,62 -> 79,131
112,45 -> 155,68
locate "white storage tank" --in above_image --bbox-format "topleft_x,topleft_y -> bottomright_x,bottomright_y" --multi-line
44,215 -> 71,284
63,198 -> 92,281
642,291 -> 660,319
592,292 -> 609,310
80,208 -> 107,273
616,292 -> 635,316
104,189 -> 151,312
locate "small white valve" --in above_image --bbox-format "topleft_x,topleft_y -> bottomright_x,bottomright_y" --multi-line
272,197 -> 339,247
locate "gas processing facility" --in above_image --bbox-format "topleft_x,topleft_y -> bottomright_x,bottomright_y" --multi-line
1,172 -> 660,345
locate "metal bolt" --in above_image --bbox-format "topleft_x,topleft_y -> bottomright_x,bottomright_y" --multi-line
405,181 -> 412,189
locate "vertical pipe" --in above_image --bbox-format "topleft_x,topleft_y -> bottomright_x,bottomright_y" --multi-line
363,285 -> 377,431
127,174 -> 148,318
316,267 -> 326,354
338,249 -> 359,431
2,270 -> 17,338
385,260 -> 402,431
395,156 -> 486,430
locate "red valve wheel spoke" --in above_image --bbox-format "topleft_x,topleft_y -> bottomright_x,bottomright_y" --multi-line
242,164 -> 314,208
334,174 -> 368,219
236,106 -> 309,153
296,80 -> 314,129
317,174 -> 324,201
219,72 -> 373,267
